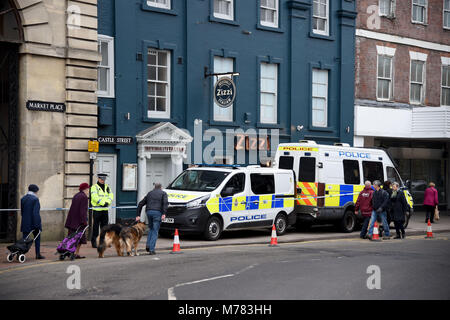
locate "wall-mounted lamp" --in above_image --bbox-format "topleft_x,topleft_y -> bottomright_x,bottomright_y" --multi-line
124,112 -> 130,120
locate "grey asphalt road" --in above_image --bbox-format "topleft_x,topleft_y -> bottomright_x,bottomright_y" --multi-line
1,233 -> 449,300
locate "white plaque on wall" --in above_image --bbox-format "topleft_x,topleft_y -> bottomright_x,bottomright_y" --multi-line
122,163 -> 137,191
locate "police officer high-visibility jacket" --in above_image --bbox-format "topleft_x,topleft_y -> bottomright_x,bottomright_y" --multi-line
90,183 -> 114,211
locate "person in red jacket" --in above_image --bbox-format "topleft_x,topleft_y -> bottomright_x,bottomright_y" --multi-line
355,181 -> 374,239
423,182 -> 439,223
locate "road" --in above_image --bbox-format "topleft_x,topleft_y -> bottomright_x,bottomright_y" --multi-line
1,233 -> 449,300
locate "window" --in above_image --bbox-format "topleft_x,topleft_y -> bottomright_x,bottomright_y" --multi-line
221,173 -> 245,197
445,0 -> 450,29
214,0 -> 233,20
97,35 -> 114,98
213,56 -> 234,122
278,156 -> 294,170
168,170 -> 230,192
147,49 -> 170,118
260,0 -> 279,28
299,157 -> 316,182
379,0 -> 395,17
362,161 -> 384,184
442,65 -> 450,106
410,60 -> 425,104
377,55 -> 393,100
250,174 -> 275,195
343,160 -> 361,185
387,166 -> 402,185
260,63 -> 278,124
312,0 -> 329,35
312,69 -> 328,127
146,0 -> 170,9
412,0 -> 427,24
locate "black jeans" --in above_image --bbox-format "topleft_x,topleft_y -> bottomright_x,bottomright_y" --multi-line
424,205 -> 435,223
360,216 -> 371,238
91,211 -> 109,245
393,221 -> 405,237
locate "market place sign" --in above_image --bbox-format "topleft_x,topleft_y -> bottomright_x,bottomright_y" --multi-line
98,136 -> 134,145
214,77 -> 236,108
26,100 -> 66,113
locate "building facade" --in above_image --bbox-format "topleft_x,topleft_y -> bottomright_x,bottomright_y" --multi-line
97,0 -> 357,220
354,0 -> 450,208
0,0 -> 99,241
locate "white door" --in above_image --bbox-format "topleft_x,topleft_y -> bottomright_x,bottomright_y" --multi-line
95,154 -> 117,223
146,157 -> 170,191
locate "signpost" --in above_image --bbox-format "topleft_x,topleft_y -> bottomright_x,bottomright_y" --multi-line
87,140 -> 99,240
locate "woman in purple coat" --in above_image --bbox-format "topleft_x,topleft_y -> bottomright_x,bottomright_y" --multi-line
65,183 -> 89,259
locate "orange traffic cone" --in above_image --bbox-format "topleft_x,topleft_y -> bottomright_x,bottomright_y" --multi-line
425,219 -> 434,239
371,221 -> 381,242
269,224 -> 279,247
170,229 -> 182,254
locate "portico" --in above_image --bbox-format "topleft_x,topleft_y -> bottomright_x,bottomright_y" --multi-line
136,122 -> 193,203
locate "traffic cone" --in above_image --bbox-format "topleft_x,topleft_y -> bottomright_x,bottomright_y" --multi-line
425,219 -> 434,239
371,221 -> 381,242
170,229 -> 182,254
269,224 -> 279,247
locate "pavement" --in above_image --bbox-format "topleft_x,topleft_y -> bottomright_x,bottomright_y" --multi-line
1,209 -> 448,269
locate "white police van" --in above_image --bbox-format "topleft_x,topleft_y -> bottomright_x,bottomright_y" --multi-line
160,166 -> 297,240
273,141 -> 414,232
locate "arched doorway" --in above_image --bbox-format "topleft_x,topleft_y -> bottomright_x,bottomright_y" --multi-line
0,0 -> 23,241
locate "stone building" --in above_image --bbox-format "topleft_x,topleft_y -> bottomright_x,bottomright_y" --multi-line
354,0 -> 450,208
0,0 -> 99,241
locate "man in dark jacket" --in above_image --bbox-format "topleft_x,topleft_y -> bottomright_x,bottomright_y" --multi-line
20,184 -> 44,259
368,180 -> 391,240
355,181 -> 374,239
136,183 -> 169,255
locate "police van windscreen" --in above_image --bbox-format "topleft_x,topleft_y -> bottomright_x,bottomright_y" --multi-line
167,170 -> 230,192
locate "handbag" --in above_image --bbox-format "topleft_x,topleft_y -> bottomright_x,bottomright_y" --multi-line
434,206 -> 440,221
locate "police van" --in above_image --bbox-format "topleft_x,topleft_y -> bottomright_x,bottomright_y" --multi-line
273,141 -> 414,232
160,166 -> 297,240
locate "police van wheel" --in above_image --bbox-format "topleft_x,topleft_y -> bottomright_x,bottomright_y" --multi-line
275,213 -> 288,236
204,217 -> 222,241
340,210 -> 356,233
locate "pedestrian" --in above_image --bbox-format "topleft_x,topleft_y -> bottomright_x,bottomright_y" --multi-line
423,182 -> 438,223
65,183 -> 89,258
368,180 -> 391,240
20,184 -> 44,259
90,173 -> 114,248
136,182 -> 169,255
355,181 -> 374,239
389,182 -> 408,239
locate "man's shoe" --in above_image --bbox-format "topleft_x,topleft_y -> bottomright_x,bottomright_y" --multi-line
146,247 -> 150,253
150,251 -> 156,255
394,235 -> 402,239
383,236 -> 391,240
91,242 -> 97,249
36,255 -> 45,260
402,233 -> 406,239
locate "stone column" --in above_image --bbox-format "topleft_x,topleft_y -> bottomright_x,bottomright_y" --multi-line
137,149 -> 150,222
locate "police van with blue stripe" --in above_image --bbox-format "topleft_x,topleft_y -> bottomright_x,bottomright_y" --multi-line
160,166 -> 296,240
273,140 -> 414,233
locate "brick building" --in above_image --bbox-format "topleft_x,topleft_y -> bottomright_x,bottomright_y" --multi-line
354,0 -> 450,208
0,0 -> 99,241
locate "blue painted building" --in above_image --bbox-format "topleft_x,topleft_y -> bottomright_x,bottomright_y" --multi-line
96,0 -> 357,219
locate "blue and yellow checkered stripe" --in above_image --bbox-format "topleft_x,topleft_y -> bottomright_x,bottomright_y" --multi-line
206,194 -> 294,213
323,184 -> 364,207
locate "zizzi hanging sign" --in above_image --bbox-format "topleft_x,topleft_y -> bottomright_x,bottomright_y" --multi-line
214,77 -> 236,108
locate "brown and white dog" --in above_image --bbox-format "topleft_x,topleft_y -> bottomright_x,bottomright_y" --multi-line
97,222 -> 146,258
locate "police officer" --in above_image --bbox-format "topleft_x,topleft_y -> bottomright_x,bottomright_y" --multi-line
90,173 -> 114,248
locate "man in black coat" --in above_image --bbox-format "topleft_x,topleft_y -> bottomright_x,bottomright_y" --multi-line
367,180 -> 391,240
136,183 -> 169,255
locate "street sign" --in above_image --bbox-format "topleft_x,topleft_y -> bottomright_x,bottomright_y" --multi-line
88,140 -> 99,153
98,136 -> 133,145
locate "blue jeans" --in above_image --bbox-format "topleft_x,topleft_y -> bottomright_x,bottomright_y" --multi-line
368,210 -> 390,237
360,216 -> 371,238
146,210 -> 162,251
